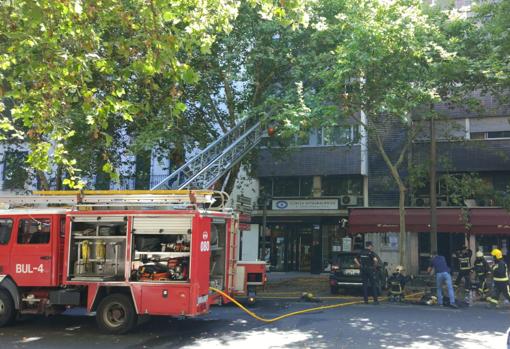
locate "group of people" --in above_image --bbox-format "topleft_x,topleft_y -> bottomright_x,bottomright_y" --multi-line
430,245 -> 510,308
354,241 -> 510,308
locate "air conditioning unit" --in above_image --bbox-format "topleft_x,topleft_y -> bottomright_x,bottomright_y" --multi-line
340,195 -> 358,206
412,197 -> 430,207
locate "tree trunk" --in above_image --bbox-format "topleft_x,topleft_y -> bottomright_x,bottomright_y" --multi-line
373,135 -> 409,268
430,116 -> 438,254
37,171 -> 49,191
398,184 -> 407,267
55,165 -> 63,190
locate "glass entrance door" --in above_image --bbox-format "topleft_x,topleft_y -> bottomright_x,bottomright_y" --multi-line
298,229 -> 312,272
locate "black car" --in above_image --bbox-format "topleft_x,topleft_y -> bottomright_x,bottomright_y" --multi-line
329,251 -> 388,294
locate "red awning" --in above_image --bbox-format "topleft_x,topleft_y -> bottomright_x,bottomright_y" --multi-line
348,208 -> 468,234
470,208 -> 510,235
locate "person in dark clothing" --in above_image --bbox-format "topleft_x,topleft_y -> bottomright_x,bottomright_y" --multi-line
354,241 -> 379,305
427,251 -> 457,308
473,251 -> 490,299
454,245 -> 472,291
388,265 -> 412,302
487,248 -> 510,307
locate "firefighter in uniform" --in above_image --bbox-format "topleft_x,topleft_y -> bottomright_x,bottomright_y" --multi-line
473,251 -> 490,299
354,241 -> 379,305
388,265 -> 412,302
487,248 -> 510,307
454,245 -> 472,291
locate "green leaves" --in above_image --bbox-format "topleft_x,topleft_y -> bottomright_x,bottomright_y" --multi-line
0,0 -> 310,189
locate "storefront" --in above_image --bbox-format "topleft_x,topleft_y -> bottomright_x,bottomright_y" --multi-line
348,208 -> 469,274
470,208 -> 510,262
348,207 -> 510,274
252,199 -> 348,273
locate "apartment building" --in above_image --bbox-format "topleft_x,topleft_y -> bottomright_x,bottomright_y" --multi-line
252,94 -> 510,274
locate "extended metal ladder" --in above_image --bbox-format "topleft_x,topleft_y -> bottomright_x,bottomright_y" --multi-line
151,117 -> 264,190
0,190 -> 222,207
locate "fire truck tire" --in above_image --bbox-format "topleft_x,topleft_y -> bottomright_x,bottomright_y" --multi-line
0,289 -> 16,327
96,294 -> 137,334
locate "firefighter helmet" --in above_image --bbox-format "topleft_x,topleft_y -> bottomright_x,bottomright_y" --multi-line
395,265 -> 404,273
491,248 -> 503,260
476,251 -> 483,258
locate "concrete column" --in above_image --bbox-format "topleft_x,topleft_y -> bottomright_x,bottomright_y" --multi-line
312,176 -> 322,197
363,176 -> 369,207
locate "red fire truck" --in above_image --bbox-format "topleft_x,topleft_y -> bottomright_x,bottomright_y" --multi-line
0,190 -> 265,333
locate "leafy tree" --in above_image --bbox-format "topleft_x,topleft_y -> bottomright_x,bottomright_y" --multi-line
469,0 -> 510,100
0,0 -> 309,189
264,0 -> 476,266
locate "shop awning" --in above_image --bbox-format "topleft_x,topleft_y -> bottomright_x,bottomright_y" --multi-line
470,208 -> 510,235
348,208 -> 468,234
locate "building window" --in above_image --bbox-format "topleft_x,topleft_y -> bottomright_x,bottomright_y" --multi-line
274,177 -> 300,197
492,173 -> 510,192
322,175 -> 363,196
17,219 -> 51,244
300,177 -> 313,196
320,125 -> 360,146
0,219 -> 13,245
487,131 -> 510,139
470,131 -> 510,140
261,176 -> 314,197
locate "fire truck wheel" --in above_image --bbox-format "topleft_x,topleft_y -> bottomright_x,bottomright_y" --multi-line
0,289 -> 16,327
96,294 -> 137,334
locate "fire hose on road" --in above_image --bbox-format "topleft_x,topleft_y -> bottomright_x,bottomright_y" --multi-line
209,287 -> 424,324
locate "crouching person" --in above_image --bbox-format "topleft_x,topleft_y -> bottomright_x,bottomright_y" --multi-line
388,265 -> 412,302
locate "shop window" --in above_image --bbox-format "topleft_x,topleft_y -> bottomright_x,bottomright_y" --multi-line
0,219 -> 13,245
17,219 -> 51,244
380,232 -> 399,251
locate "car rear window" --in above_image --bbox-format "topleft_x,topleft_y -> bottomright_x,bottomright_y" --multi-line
332,253 -> 359,268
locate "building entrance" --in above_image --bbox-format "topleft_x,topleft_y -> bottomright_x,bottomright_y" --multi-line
266,223 -> 320,272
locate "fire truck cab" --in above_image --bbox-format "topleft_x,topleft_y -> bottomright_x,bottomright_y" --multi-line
0,191 -> 265,333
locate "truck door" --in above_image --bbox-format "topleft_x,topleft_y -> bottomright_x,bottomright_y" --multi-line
10,216 -> 55,286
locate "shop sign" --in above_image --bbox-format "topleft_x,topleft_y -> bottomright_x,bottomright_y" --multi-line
272,199 -> 338,210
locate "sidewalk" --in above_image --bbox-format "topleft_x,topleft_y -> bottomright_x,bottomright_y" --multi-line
259,272 -> 437,298
260,272 -> 332,297
258,272 -> 492,308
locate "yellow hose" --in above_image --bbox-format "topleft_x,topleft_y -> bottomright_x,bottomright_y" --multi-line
209,287 -> 425,323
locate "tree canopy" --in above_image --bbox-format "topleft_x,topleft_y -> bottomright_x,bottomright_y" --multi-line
0,0 -> 309,188
0,0 -> 506,194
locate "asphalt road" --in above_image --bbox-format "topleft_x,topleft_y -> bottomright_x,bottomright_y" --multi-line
0,299 -> 508,349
